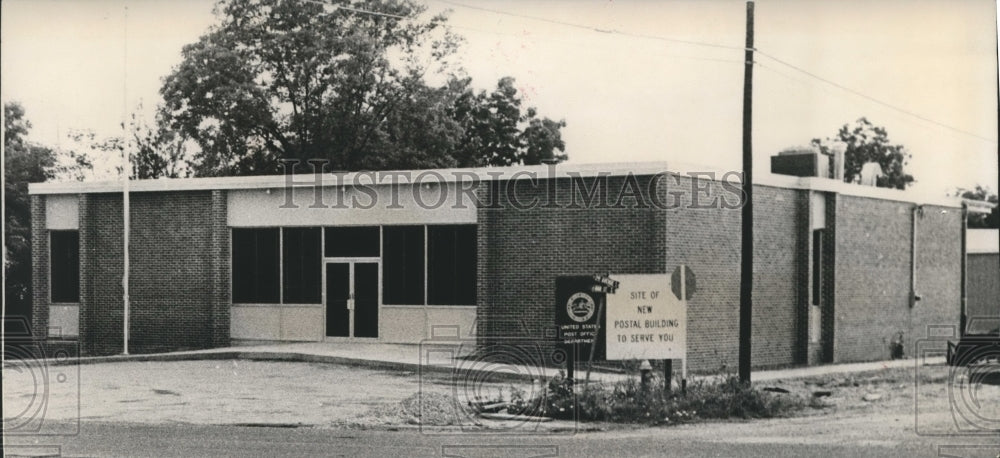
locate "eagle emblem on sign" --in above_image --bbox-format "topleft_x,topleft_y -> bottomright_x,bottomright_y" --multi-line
566,292 -> 596,323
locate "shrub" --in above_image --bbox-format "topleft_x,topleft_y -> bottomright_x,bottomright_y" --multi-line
386,392 -> 466,425
521,372 -> 805,424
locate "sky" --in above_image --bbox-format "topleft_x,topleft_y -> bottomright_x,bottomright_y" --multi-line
2,0 -> 997,197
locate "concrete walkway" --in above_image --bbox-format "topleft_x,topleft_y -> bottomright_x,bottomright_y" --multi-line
34,341 -> 946,385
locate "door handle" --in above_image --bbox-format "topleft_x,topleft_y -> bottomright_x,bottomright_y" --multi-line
347,299 -> 355,311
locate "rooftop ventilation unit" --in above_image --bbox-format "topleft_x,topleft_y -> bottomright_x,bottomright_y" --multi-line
770,147 -> 829,178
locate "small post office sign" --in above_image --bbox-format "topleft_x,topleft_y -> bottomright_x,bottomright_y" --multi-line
605,274 -> 686,360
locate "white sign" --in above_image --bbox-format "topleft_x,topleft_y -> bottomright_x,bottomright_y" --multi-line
605,274 -> 686,360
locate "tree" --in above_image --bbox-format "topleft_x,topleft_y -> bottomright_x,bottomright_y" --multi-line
75,106 -> 193,180
955,185 -> 1000,228
4,102 -> 91,333
451,77 -> 566,167
811,117 -> 914,190
160,0 -> 566,176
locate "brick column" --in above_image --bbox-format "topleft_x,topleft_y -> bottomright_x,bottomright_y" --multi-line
474,181 -> 491,347
77,194 -> 91,355
821,193 -> 837,363
30,195 -> 48,339
795,190 -> 811,365
210,190 -> 230,347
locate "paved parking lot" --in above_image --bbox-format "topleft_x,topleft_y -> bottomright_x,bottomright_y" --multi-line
2,359 -> 532,428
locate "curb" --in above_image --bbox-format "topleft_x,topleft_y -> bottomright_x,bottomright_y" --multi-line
25,350 -> 551,383
12,349 -> 947,384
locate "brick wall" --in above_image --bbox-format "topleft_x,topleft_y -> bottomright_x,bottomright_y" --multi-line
34,173 -> 962,367
819,192 -> 837,363
662,176 -> 739,372
83,191 -> 225,355
665,178 -> 804,371
748,185 -> 805,368
477,174 -> 807,372
833,197 -> 961,362
210,190 -> 231,347
476,173 -> 961,371
476,175 -> 667,363
79,194 -> 92,348
911,205 -> 963,350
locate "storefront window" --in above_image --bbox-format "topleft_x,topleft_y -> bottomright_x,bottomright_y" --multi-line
382,226 -> 424,305
283,227 -> 321,303
427,225 -> 477,305
232,228 -> 280,303
50,230 -> 80,303
325,226 -> 380,257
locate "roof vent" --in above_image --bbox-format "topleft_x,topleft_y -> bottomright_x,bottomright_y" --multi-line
771,146 -> 829,178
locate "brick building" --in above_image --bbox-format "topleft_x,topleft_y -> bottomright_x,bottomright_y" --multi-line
29,160 -> 973,371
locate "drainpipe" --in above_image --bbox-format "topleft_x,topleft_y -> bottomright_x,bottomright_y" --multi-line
910,205 -> 923,308
960,203 -> 968,336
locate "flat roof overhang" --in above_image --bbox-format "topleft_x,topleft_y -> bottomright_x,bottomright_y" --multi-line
28,160 -> 971,209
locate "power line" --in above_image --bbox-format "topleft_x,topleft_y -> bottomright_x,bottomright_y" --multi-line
297,0 -> 997,146
755,50 -> 998,144
448,22 -> 744,65
296,0 -> 410,20
435,0 -> 747,52
436,0 -> 997,145
295,0 -> 744,66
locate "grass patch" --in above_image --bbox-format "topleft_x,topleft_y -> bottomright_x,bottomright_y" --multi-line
370,392 -> 468,426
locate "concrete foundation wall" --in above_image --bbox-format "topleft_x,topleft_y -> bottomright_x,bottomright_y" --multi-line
48,304 -> 79,338
231,305 -> 323,341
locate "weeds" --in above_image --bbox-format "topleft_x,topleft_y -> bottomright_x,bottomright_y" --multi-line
371,392 -> 467,426
506,371 -> 806,424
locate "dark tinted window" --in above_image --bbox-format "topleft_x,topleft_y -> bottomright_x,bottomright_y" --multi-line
382,226 -> 424,304
325,226 -> 380,257
232,228 -> 280,303
427,225 -> 477,305
283,227 -> 321,303
812,229 -> 823,305
50,231 -> 79,303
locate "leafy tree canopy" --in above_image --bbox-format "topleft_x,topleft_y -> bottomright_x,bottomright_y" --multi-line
811,117 -> 914,190
4,102 -> 91,318
955,185 -> 1000,229
74,104 -> 193,180
160,0 -> 566,176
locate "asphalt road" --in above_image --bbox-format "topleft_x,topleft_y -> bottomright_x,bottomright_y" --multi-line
6,420 -> 999,458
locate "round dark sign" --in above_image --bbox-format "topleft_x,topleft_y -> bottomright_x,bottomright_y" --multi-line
566,292 -> 596,322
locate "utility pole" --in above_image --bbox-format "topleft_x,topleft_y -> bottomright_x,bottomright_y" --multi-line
738,0 -> 755,384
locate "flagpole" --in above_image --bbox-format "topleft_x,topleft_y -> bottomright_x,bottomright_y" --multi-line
122,4 -> 130,355
123,145 -> 130,355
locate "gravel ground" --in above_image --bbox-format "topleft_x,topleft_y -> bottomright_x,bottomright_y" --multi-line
2,359 -> 539,429
4,359 -> 998,437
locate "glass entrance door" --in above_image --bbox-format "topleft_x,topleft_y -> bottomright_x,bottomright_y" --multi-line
325,261 -> 379,338
353,263 -> 379,338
